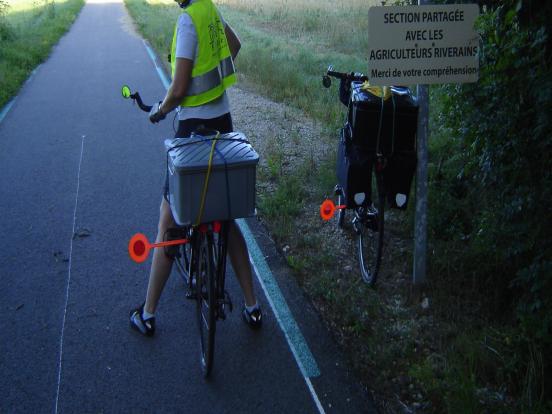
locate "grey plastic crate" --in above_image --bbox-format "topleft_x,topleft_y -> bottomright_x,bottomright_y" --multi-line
165,132 -> 259,226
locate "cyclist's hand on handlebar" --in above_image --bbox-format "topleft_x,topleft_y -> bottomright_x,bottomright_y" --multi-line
149,101 -> 166,124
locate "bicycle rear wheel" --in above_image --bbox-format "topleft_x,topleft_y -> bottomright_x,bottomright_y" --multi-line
356,171 -> 385,286
195,231 -> 216,377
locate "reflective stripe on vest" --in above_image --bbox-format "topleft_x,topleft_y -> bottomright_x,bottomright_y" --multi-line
171,0 -> 237,107
185,56 -> 235,96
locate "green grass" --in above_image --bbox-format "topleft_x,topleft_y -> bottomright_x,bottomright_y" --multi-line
124,0 -> 176,70
218,0 -> 373,55
219,4 -> 366,129
0,0 -> 85,108
257,174 -> 305,241
407,328 -> 551,414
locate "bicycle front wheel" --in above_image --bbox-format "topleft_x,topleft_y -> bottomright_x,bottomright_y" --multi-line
179,228 -> 192,284
356,171 -> 385,286
195,231 -> 216,377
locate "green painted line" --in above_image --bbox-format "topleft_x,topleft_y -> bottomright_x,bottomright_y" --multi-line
237,219 -> 321,378
0,68 -> 39,125
0,100 -> 15,125
143,41 -> 170,90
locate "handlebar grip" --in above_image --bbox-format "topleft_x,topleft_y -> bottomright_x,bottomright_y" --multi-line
325,67 -> 368,83
327,70 -> 344,79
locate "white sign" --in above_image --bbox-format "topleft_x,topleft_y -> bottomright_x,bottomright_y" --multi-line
367,4 -> 480,85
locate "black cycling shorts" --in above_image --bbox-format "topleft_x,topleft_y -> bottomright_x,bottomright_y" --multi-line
163,112 -> 233,201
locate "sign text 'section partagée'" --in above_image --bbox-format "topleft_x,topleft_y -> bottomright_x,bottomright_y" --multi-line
367,4 -> 480,85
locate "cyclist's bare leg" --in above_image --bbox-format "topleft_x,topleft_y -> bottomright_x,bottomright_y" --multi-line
144,198 -> 175,314
227,220 -> 256,307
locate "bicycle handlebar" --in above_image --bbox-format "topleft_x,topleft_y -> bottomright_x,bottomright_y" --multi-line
322,65 -> 368,88
129,91 -> 153,112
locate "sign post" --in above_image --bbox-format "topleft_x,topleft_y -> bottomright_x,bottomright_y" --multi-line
414,0 -> 430,291
367,3 -> 479,288
414,78 -> 429,288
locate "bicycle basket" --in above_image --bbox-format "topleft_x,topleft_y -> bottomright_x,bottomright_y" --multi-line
166,132 -> 259,226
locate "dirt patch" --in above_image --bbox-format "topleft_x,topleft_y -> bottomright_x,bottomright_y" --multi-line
119,12 -> 140,38
228,86 -> 330,175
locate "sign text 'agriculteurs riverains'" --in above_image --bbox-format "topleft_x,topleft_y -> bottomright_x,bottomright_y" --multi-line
367,4 -> 480,85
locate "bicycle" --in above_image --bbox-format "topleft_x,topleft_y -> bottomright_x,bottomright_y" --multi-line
321,66 -> 418,286
122,85 -> 252,377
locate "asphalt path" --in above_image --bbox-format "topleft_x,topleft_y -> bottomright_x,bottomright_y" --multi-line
0,1 -> 375,413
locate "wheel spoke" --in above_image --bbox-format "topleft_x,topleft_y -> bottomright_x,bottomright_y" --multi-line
201,310 -> 209,330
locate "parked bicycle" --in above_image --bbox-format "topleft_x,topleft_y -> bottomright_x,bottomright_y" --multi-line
321,66 -> 418,286
122,85 -> 258,377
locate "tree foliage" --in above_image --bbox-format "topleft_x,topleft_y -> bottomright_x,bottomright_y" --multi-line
429,0 -> 551,408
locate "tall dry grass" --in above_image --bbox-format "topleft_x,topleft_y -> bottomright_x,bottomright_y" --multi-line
219,0 -> 378,55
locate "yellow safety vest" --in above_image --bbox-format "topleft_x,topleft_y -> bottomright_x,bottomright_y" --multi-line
171,0 -> 237,107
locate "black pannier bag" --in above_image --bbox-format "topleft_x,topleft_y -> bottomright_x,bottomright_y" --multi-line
383,150 -> 417,210
348,81 -> 418,153
345,82 -> 419,210
337,128 -> 373,208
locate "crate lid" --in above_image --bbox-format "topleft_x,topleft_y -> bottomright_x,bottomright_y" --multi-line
165,132 -> 259,172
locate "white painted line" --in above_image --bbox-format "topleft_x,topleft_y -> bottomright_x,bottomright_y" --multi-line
142,40 -> 326,412
54,135 -> 85,414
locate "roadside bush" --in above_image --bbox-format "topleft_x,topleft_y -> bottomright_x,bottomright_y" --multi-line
0,0 -> 84,108
0,0 -> 13,41
428,0 -> 552,409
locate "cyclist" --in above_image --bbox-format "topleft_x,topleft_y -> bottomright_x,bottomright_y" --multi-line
130,0 -> 262,336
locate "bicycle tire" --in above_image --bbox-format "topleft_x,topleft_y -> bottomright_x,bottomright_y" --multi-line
195,231 -> 217,377
337,191 -> 346,228
357,170 -> 385,286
